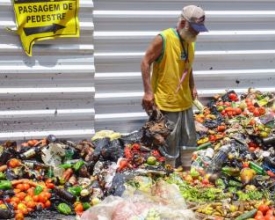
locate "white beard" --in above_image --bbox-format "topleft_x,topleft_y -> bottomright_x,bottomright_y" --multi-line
179,28 -> 197,43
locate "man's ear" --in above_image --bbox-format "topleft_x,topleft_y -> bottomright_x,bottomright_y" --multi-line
180,19 -> 186,28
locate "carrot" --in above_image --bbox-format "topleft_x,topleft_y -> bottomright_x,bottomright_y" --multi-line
11,179 -> 39,187
62,168 -> 74,182
0,165 -> 7,172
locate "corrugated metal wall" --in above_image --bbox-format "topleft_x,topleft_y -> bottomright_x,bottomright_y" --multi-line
94,0 -> 275,133
0,0 -> 95,140
1,0 -> 275,140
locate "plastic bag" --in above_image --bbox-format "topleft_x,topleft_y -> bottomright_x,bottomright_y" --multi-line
81,178 -> 195,220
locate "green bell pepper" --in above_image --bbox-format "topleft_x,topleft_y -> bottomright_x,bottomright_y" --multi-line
57,203 -> 72,215
67,186 -> 82,196
73,160 -> 84,171
0,180 -> 12,190
0,172 -> 6,180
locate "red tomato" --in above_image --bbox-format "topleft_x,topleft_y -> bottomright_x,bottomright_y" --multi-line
253,108 -> 260,117
242,161 -> 249,168
248,106 -> 255,113
235,107 -> 242,115
249,119 -> 256,125
228,93 -> 238,101
8,158 -> 21,168
266,209 -> 274,216
254,211 -> 264,219
258,204 -> 270,215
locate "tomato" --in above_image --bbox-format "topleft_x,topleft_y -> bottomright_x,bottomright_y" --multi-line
249,119 -> 256,125
259,107 -> 266,115
15,184 -> 24,191
24,195 -> 33,203
242,161 -> 249,168
254,211 -> 264,220
43,191 -> 51,200
44,200 -> 51,208
249,146 -> 256,152
26,200 -> 36,209
258,204 -> 270,215
266,209 -> 274,216
201,178 -> 210,185
16,192 -> 26,200
217,125 -> 226,132
15,212 -> 24,220
235,107 -> 242,115
31,195 -> 38,203
38,193 -> 47,203
11,196 -> 20,204
17,203 -> 28,215
27,139 -> 38,147
224,107 -> 233,112
227,111 -> 233,117
253,108 -> 260,117
228,93 -> 238,101
26,187 -> 35,196
209,135 -> 216,142
45,182 -> 55,189
22,183 -> 30,191
8,158 -> 21,168
265,214 -> 275,220
14,189 -> 21,194
74,203 -> 84,214
248,105 -> 255,113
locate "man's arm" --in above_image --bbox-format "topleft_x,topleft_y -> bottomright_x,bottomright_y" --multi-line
189,69 -> 198,100
141,35 -> 163,113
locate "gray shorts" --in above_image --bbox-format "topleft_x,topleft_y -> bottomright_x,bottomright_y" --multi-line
161,107 -> 196,167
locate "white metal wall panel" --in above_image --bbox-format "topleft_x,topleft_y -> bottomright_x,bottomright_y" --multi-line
0,0 -> 95,140
93,0 -> 275,133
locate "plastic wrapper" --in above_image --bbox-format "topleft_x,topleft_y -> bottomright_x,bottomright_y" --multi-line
81,179 -> 195,220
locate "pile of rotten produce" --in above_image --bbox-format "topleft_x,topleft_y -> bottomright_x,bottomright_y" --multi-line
2,88 -> 275,220
185,88 -> 275,220
0,109 -> 192,220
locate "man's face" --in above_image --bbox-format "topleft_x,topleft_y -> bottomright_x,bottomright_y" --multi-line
179,22 -> 199,43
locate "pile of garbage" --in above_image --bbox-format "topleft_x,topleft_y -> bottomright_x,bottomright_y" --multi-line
183,88 -> 275,219
2,88 -> 275,220
0,108 -> 182,220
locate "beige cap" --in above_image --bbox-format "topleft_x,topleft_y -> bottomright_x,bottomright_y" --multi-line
181,5 -> 208,32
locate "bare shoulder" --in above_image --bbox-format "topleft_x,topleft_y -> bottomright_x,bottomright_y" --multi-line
143,35 -> 163,62
149,34 -> 163,50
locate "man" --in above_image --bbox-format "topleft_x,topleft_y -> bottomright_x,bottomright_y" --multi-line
141,5 -> 208,168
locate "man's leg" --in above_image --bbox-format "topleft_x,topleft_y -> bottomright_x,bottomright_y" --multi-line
180,107 -> 197,169
161,111 -> 181,167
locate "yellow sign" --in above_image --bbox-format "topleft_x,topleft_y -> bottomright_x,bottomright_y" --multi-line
11,0 -> 79,56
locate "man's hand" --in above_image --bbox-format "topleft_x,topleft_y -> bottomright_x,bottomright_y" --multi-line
142,93 -> 155,115
192,87 -> 198,100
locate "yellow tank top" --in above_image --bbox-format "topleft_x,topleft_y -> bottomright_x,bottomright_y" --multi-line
151,28 -> 195,112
